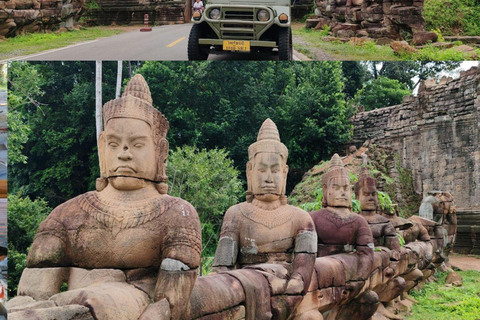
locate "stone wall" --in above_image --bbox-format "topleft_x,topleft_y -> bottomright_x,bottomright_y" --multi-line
351,66 -> 480,253
0,0 -> 85,38
83,0 -> 187,26
307,0 -> 437,44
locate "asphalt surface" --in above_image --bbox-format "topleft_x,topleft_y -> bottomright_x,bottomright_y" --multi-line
16,23 -> 303,61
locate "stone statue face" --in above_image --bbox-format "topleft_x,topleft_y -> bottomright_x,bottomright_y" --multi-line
358,184 -> 378,211
325,176 -> 351,208
249,152 -> 287,201
104,117 -> 156,190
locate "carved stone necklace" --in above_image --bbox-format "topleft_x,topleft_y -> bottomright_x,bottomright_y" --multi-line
240,199 -> 293,229
78,190 -> 175,233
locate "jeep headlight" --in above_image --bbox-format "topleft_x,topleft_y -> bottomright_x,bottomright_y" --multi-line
257,9 -> 269,22
209,8 -> 221,20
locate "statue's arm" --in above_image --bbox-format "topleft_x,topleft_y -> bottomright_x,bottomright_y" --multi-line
17,215 -> 70,300
154,259 -> 197,320
286,225 -> 317,295
356,216 -> 375,279
212,207 -> 239,272
155,201 -> 202,320
384,222 -> 401,253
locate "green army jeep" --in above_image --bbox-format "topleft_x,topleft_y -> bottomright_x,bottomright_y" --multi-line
187,0 -> 293,60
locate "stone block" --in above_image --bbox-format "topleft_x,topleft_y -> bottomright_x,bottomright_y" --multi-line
8,305 -> 94,320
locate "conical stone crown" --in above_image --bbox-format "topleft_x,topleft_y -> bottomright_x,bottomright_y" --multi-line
122,74 -> 153,105
257,118 -> 281,142
248,118 -> 288,161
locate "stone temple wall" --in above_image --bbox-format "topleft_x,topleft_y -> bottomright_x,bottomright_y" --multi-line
351,66 -> 480,253
308,0 -> 437,44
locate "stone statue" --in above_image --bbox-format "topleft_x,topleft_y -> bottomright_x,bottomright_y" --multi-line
354,167 -> 406,318
196,118 -> 319,320
309,154 -> 378,320
355,167 -> 400,252
310,154 -> 374,277
10,75 -> 202,320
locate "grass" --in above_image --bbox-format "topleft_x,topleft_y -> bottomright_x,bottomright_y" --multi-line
292,24 -> 480,61
407,270 -> 480,320
0,27 -> 132,60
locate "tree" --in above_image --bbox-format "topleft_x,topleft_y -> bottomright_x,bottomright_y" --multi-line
366,61 -> 461,90
353,76 -> 412,111
342,61 -> 367,99
7,62 -> 45,165
167,146 -> 243,260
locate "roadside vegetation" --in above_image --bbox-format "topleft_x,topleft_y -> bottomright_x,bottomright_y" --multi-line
424,0 -> 480,36
0,27 -> 130,61
293,0 -> 480,60
292,25 -> 480,60
407,270 -> 480,320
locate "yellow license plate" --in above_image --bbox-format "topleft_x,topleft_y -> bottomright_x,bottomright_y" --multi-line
223,40 -> 250,52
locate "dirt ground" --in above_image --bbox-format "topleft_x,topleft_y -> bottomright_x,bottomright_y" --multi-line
448,253 -> 480,271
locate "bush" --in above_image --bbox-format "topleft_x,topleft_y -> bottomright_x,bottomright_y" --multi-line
424,0 -> 480,36
167,146 -> 244,268
7,194 -> 51,297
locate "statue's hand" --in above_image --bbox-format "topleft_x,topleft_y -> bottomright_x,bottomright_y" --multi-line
285,275 -> 304,295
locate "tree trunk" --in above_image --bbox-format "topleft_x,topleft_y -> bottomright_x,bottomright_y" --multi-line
116,61 -> 123,99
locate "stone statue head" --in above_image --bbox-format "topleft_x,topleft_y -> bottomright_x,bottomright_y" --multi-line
354,167 -> 378,211
321,154 -> 352,208
97,74 -> 169,192
246,118 -> 288,203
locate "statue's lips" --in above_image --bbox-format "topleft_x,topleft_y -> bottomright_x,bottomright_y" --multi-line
261,186 -> 277,192
115,166 -> 137,174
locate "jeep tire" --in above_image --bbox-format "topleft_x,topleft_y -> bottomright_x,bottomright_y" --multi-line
188,24 -> 209,61
278,26 -> 292,61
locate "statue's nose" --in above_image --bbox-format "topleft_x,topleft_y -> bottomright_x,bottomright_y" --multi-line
118,146 -> 133,161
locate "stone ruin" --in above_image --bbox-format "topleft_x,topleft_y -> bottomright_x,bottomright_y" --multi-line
306,0 -> 438,44
351,66 -> 480,256
8,75 -> 458,320
0,0 -> 187,39
82,0 -> 187,27
0,0 -> 85,39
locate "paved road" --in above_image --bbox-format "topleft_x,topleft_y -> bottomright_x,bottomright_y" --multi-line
16,23 -> 302,61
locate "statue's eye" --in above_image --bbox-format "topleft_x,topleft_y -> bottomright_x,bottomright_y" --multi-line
134,143 -> 145,148
109,142 -> 119,147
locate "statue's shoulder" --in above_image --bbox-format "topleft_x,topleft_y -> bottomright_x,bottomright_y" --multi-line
47,192 -> 93,222
159,194 -> 201,229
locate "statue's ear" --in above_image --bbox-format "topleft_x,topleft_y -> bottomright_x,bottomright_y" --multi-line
246,161 -> 253,193
282,164 -> 289,195
156,138 -> 169,182
98,131 -> 106,178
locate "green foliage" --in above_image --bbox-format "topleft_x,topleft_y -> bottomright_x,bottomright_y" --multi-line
353,76 -> 411,111
432,28 -> 445,42
397,233 -> 405,247
8,245 -> 27,297
391,154 -> 422,218
342,61 -> 367,99
167,146 -> 243,257
7,194 -> 51,296
424,0 -> 480,36
84,0 -> 100,9
0,64 -> 6,89
7,62 -> 44,165
378,191 -> 394,213
408,270 -> 480,320
413,45 -> 479,61
300,187 -> 323,212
